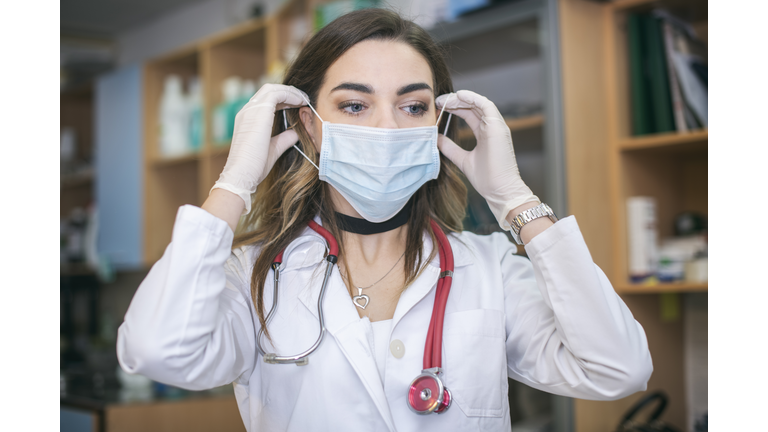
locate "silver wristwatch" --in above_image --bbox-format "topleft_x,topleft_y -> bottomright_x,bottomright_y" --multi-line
509,203 -> 558,245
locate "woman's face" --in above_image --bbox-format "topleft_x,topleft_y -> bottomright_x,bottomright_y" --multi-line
298,39 -> 437,219
299,39 -> 437,149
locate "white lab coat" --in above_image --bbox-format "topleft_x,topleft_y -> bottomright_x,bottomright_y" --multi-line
117,205 -> 652,432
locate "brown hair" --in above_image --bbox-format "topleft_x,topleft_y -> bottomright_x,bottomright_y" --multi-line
233,8 -> 467,339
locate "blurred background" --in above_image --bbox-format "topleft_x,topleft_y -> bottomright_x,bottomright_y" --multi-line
60,0 -> 707,431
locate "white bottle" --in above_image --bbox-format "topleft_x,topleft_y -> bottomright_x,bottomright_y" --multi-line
212,76 -> 243,144
187,77 -> 204,152
159,75 -> 190,157
626,196 -> 658,282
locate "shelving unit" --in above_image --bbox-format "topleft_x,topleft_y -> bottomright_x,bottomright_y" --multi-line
141,5 -> 308,264
559,0 -> 707,430
61,83 -> 95,218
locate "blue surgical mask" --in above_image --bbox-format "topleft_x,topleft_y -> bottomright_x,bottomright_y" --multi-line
289,98 -> 453,223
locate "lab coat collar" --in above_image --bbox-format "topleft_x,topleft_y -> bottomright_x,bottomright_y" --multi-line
289,216 -> 475,432
281,215 -> 475,274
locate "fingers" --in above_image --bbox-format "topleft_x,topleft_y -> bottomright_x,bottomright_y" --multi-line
271,128 -> 299,157
437,134 -> 469,173
436,90 -> 504,130
251,83 -> 309,109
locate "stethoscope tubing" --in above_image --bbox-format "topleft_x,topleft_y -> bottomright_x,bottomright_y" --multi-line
424,219 -> 454,370
255,220 -> 338,365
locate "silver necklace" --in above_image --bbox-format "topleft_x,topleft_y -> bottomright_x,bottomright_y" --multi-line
340,251 -> 405,310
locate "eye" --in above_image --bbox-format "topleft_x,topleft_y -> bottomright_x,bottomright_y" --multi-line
339,101 -> 366,115
402,103 -> 428,117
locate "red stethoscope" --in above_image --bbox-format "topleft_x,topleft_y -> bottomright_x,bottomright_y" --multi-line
254,219 -> 454,415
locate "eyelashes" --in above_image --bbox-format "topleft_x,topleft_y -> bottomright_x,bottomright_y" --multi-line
338,101 -> 365,116
404,102 -> 428,117
337,100 -> 430,118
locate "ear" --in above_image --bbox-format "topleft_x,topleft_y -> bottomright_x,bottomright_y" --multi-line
299,107 -> 320,151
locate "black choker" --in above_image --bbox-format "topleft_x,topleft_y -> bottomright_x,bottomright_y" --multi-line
335,199 -> 413,235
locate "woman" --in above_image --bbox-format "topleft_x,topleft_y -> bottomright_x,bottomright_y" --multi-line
117,8 -> 652,431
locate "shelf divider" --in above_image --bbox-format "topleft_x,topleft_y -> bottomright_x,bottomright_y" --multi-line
618,129 -> 708,152
615,281 -> 708,294
457,114 -> 544,140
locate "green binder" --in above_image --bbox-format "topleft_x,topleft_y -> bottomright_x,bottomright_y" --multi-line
644,15 -> 675,134
627,14 -> 652,136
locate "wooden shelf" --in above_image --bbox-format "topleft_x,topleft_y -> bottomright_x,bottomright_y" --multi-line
457,114 -> 544,140
618,129 -> 708,153
61,169 -> 94,189
611,0 -> 656,10
615,281 -> 707,294
151,152 -> 202,167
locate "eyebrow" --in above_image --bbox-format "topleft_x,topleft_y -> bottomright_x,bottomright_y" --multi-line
330,82 -> 373,94
329,82 -> 433,96
397,83 -> 433,96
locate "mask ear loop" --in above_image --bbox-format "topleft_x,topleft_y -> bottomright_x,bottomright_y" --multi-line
435,94 -> 454,136
286,109 -> 320,171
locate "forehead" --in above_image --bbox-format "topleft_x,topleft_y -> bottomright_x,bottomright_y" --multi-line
322,39 -> 434,92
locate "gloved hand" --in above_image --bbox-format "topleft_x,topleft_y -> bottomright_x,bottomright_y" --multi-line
435,90 -> 539,230
211,84 -> 308,214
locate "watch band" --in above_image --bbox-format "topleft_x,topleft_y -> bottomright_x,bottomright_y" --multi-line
510,203 -> 558,245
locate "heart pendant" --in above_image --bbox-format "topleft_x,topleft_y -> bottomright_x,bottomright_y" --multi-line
353,294 -> 370,309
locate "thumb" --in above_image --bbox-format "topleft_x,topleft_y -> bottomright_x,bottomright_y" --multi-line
437,134 -> 469,172
271,128 -> 300,156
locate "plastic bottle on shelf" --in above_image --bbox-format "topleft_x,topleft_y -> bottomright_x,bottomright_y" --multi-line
233,79 -> 257,119
212,76 -> 242,146
188,77 -> 204,152
159,75 -> 190,157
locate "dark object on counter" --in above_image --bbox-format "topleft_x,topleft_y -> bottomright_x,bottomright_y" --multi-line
674,211 -> 707,236
694,412 -> 707,432
615,391 -> 681,432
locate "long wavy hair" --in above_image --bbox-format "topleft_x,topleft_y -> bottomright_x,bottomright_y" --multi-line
233,8 -> 467,339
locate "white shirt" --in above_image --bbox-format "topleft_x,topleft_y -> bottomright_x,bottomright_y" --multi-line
117,205 -> 652,432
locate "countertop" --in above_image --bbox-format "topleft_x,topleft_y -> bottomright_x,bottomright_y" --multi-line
60,370 -> 235,412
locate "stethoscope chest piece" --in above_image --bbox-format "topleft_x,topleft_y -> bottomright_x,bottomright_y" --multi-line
407,368 -> 452,415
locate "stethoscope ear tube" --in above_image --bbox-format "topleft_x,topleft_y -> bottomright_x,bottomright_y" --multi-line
255,220 -> 339,365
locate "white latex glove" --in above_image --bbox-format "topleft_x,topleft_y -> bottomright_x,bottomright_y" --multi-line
211,84 -> 309,214
436,90 -> 540,230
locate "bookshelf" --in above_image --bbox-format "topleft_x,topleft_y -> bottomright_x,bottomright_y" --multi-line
559,0 -> 707,431
142,5 -> 304,264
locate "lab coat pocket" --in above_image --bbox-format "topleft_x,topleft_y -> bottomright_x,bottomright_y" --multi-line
443,309 -> 506,418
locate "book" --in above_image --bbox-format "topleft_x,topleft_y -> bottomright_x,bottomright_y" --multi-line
654,9 -> 708,129
662,21 -> 687,133
644,15 -> 676,134
627,13 -> 653,136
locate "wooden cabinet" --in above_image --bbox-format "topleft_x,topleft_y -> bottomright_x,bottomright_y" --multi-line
559,0 -> 707,430
142,0 -> 313,265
